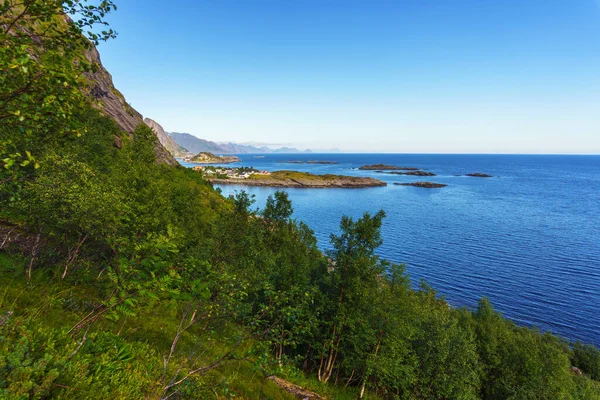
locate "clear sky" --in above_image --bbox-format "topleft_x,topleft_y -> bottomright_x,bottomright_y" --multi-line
98,0 -> 600,153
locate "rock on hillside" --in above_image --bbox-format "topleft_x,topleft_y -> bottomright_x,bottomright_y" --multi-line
83,46 -> 177,165
144,118 -> 189,157
84,46 -> 141,133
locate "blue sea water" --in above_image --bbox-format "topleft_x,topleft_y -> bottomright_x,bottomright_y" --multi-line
180,154 -> 600,346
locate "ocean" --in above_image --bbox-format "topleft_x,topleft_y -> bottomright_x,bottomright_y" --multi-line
179,154 -> 600,346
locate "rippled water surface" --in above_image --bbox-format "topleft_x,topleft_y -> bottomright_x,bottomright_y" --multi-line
181,154 -> 600,346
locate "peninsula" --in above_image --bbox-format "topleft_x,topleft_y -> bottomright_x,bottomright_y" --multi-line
197,167 -> 386,188
187,152 -> 241,164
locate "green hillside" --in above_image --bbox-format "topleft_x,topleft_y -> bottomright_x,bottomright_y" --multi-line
1,2 -> 599,399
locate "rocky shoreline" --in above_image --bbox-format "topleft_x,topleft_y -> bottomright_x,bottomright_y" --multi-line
195,161 -> 493,189
209,170 -> 386,188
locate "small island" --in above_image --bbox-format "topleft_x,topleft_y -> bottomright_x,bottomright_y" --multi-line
281,160 -> 339,164
189,152 -> 241,164
386,170 -> 436,176
196,167 -> 386,188
394,181 -> 447,188
466,173 -> 493,178
307,160 -> 339,164
360,164 -> 419,171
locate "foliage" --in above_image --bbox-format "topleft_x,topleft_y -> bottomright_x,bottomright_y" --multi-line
572,341 -> 600,380
1,0 -> 116,196
1,3 -> 599,398
262,190 -> 293,222
1,106 -> 599,397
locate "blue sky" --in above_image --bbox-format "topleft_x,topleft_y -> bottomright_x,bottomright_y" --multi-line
98,0 -> 600,153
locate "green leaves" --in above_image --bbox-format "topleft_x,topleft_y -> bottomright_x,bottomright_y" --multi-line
0,0 -> 117,195
572,341 -> 600,380
262,190 -> 293,222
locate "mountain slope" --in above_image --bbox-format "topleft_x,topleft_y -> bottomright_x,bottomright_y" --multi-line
144,118 -> 189,157
83,46 -> 177,165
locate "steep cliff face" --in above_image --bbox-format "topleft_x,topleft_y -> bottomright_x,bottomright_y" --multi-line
84,46 -> 177,165
144,118 -> 188,158
84,46 -> 142,133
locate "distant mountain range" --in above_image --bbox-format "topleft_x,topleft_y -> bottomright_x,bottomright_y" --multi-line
169,132 -> 339,154
168,132 -> 271,154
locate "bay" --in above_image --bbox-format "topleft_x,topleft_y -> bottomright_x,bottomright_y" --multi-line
180,154 -> 600,346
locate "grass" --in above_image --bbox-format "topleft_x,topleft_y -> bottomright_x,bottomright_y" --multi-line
246,170 -> 364,182
0,257 -> 377,399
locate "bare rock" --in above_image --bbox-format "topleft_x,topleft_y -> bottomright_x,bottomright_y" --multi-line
267,376 -> 325,400
83,46 -> 177,165
388,170 -> 436,176
395,181 -> 447,188
83,46 -> 143,133
570,366 -> 584,376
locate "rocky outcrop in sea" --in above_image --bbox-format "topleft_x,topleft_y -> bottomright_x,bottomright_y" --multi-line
394,182 -> 447,188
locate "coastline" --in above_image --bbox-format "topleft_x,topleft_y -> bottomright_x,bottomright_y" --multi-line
208,176 -> 386,188
204,169 -> 386,188
207,153 -> 600,347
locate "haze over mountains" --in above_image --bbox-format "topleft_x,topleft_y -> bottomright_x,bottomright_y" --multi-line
169,132 -> 340,154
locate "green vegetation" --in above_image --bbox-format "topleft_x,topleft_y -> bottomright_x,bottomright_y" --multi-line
248,170 -> 350,181
1,2 -> 599,399
189,152 -> 240,164
226,170 -> 386,187
1,0 -> 117,191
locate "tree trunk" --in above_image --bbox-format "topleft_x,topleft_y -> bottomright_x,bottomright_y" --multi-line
303,344 -> 311,371
27,232 -> 41,280
358,329 -> 383,399
62,234 -> 87,279
345,369 -> 355,388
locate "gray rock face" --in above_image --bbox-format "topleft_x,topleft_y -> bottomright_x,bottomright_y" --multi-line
84,46 -> 142,133
83,46 -> 177,165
